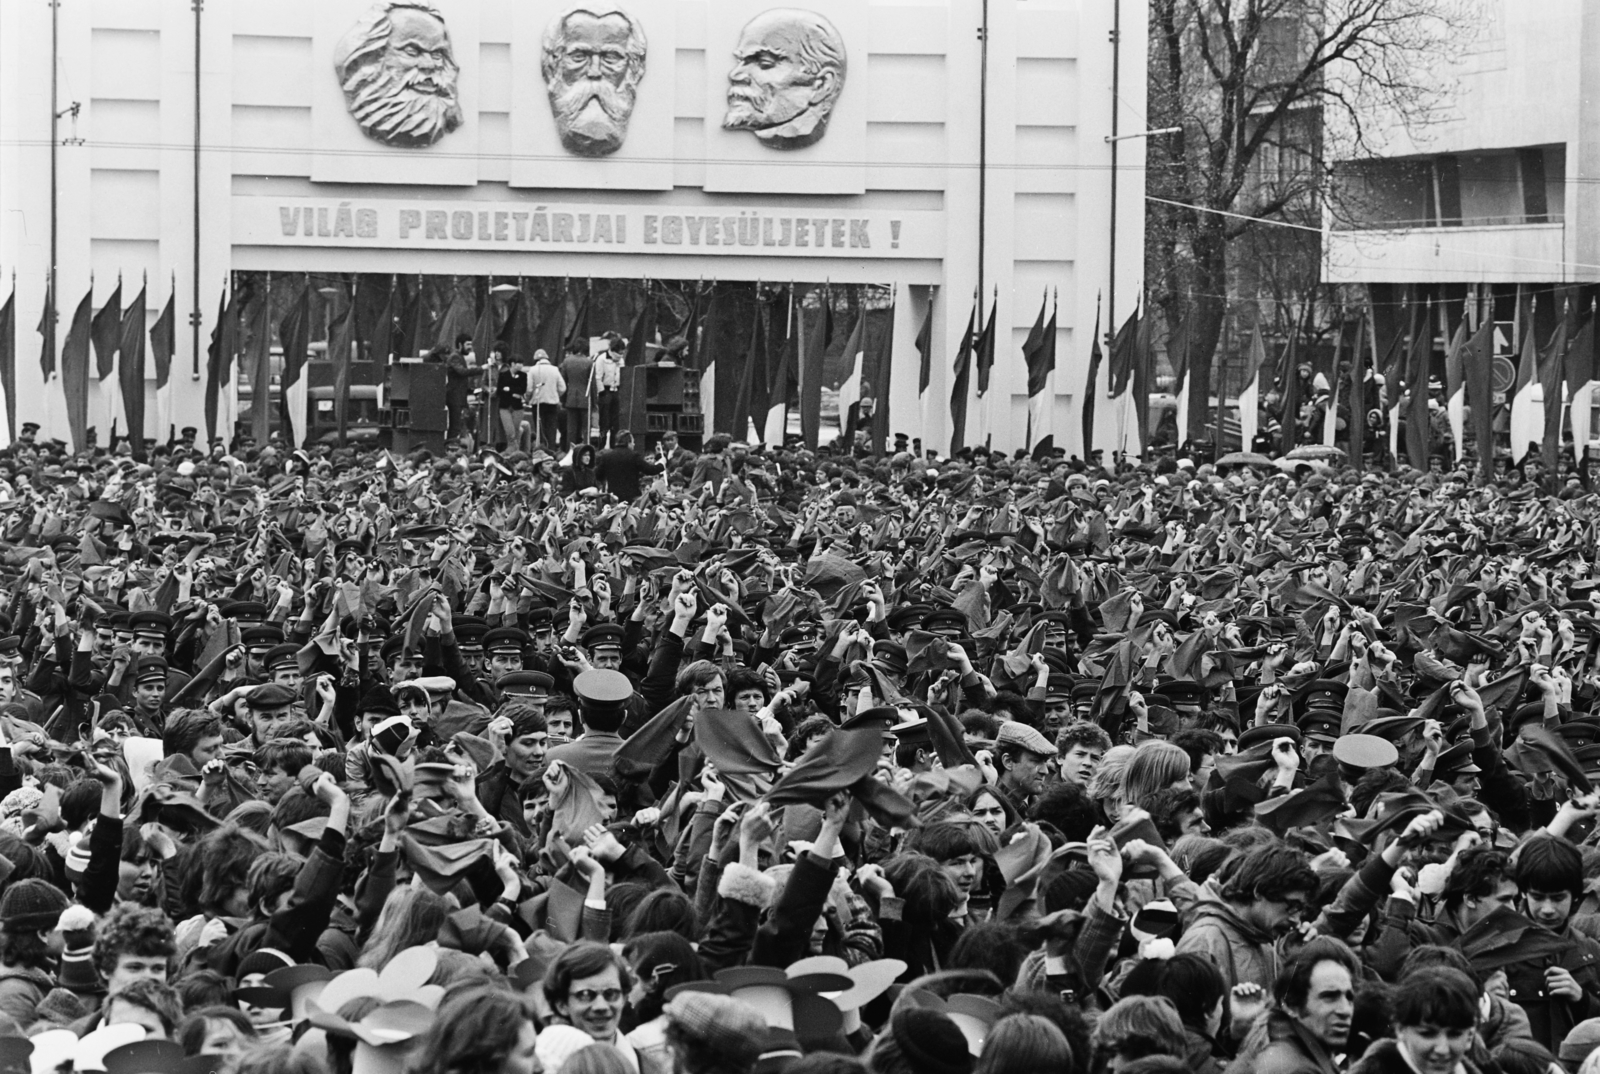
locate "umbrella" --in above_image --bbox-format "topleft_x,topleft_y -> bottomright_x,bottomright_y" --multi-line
1285,445 -> 1347,461
1217,451 -> 1274,467
1274,458 -> 1332,474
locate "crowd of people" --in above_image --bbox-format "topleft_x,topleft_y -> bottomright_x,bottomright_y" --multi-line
0,410 -> 1595,1074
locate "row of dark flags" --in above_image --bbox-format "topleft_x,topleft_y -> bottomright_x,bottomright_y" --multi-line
200,276 -> 900,454
0,276 -> 177,458
13,272 -> 1580,466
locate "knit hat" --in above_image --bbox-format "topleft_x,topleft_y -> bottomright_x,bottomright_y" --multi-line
891,1007 -> 974,1074
534,1025 -> 591,1073
1560,1017 -> 1600,1065
0,878 -> 69,931
664,992 -> 768,1068
34,986 -> 89,1025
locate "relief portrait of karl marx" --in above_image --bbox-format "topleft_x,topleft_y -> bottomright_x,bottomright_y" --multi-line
723,8 -> 847,150
333,0 -> 464,148
542,6 -> 648,157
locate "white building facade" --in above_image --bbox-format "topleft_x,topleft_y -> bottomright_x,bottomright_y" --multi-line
0,0 -> 1146,456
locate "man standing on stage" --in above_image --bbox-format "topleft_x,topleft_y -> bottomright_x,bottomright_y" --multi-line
527,349 -> 566,452
592,337 -> 623,448
559,343 -> 594,450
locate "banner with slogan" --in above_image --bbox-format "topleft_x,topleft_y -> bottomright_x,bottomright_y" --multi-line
234,197 -> 944,260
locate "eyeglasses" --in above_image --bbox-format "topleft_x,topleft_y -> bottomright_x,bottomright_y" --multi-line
569,988 -> 623,1005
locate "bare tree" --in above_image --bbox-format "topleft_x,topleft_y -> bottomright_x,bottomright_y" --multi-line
1145,0 -> 1469,436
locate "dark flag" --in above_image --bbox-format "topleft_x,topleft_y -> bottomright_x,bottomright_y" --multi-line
800,287 -> 832,450
765,289 -> 798,442
541,280 -> 569,361
1131,309 -> 1154,448
682,282 -> 704,366
976,290 -> 997,396
1563,313 -> 1595,471
150,290 -> 175,393
433,281 -> 474,353
369,276 -> 400,365
836,307 -> 865,444
915,291 -> 934,395
869,293 -> 894,454
565,282 -> 592,355
245,280 -> 274,449
150,286 -> 175,444
1568,302 -> 1593,470
1167,317 -> 1191,400
1108,306 -> 1140,397
624,288 -> 655,366
735,298 -> 768,441
1280,319 -> 1301,453
91,279 -> 121,383
37,278 -> 53,379
277,282 -> 311,446
510,280 -> 538,364
1082,299 -> 1102,457
1022,291 -> 1056,451
470,282 -> 498,364
205,282 -> 239,445
1023,291 -> 1056,398
1404,300 -> 1433,471
330,283 -> 357,447
393,276 -> 421,361
949,298 -> 977,454
0,283 -> 14,443
1539,308 -> 1571,479
119,282 -> 148,459
1349,311 -> 1366,471
61,288 -> 93,451
974,292 -> 996,402
1460,316 -> 1495,479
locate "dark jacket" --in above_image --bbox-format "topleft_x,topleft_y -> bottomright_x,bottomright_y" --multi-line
594,448 -> 661,503
1501,922 -> 1600,1053
205,829 -> 347,977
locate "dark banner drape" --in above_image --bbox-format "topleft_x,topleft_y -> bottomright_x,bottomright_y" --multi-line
61,288 -> 93,451
0,285 -> 14,444
799,288 -> 832,449
119,283 -> 147,458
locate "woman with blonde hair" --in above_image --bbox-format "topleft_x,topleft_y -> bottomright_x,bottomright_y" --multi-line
1122,741 -> 1194,811
358,887 -> 449,970
1088,744 -> 1137,826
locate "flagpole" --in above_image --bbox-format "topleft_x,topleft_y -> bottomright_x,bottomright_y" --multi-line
1214,309 -> 1228,461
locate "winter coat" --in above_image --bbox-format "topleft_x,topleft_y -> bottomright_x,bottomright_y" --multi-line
1175,894 -> 1284,994
0,964 -> 54,1030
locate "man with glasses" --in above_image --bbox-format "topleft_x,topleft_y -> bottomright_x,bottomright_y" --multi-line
1175,843 -> 1321,1003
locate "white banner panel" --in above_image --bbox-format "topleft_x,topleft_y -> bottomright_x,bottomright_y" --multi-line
234,196 -> 944,259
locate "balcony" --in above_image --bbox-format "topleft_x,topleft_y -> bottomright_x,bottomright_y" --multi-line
1324,221 -> 1567,285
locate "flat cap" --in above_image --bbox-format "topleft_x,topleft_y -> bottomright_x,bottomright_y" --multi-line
994,721 -> 1057,757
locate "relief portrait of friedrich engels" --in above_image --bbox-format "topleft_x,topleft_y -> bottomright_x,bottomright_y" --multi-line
542,6 -> 648,157
723,8 -> 847,150
334,0 -> 464,148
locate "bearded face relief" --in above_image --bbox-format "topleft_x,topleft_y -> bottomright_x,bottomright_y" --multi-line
334,1 -> 464,148
723,8 -> 847,150
542,6 -> 647,157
